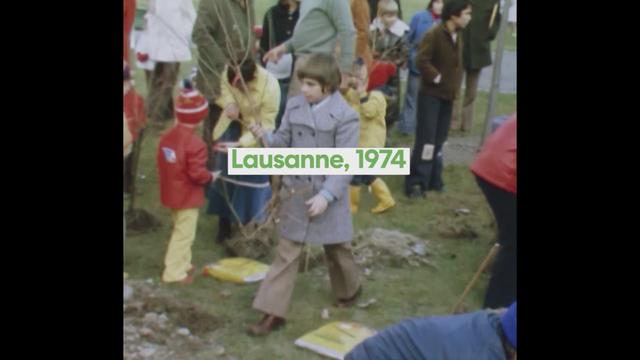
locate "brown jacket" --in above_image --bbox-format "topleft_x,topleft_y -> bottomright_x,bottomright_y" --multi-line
351,0 -> 373,70
417,23 -> 464,101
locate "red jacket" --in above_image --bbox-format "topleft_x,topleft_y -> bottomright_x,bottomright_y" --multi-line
157,124 -> 212,209
124,88 -> 146,140
368,61 -> 397,91
123,0 -> 136,62
470,116 -> 517,194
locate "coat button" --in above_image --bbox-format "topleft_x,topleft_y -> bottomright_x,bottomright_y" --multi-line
287,31 -> 291,35
298,131 -> 302,136
311,131 -> 315,137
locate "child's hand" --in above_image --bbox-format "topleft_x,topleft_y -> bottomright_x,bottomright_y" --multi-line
248,122 -> 266,139
305,194 -> 328,217
213,141 -> 239,153
357,80 -> 367,95
225,103 -> 240,119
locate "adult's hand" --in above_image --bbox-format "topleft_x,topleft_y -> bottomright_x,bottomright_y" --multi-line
263,44 -> 286,64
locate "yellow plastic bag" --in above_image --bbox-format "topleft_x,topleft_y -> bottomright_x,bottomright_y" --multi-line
202,257 -> 269,284
294,322 -> 376,360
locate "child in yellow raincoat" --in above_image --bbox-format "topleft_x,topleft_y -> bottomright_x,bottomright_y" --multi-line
207,58 -> 280,243
344,57 -> 396,214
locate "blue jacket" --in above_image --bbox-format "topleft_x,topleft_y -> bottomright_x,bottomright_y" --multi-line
345,310 -> 507,360
407,10 -> 441,76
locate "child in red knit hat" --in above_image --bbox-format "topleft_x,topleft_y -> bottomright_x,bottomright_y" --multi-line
156,80 -> 218,284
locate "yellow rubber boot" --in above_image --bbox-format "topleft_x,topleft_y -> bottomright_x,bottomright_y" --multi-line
350,186 -> 361,214
370,178 -> 396,214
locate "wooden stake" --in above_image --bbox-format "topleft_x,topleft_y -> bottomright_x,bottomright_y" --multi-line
451,243 -> 501,314
489,3 -> 499,29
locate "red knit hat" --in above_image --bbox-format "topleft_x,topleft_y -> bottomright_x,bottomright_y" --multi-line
175,80 -> 209,124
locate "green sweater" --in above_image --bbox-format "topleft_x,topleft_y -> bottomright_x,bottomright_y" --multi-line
284,0 -> 356,74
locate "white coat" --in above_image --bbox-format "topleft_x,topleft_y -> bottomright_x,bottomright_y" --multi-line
145,0 -> 196,63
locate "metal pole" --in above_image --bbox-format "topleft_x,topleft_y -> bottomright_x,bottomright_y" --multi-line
479,0 -> 512,150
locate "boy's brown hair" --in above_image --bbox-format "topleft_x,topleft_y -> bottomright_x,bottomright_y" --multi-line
296,53 -> 341,93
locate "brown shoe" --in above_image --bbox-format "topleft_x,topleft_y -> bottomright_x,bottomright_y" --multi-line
334,286 -> 363,308
247,314 -> 285,336
179,265 -> 196,285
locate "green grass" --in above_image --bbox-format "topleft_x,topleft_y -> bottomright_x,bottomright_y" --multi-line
458,90 -> 517,138
126,160 -> 498,359
126,1 -> 516,358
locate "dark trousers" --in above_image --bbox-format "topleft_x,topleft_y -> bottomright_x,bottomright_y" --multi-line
476,176 -> 517,309
275,78 -> 290,130
405,90 -> 452,194
202,102 -> 223,171
145,62 -> 180,125
124,152 -> 133,194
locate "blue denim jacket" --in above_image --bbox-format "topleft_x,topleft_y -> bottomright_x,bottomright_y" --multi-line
345,310 -> 507,360
407,10 -> 441,76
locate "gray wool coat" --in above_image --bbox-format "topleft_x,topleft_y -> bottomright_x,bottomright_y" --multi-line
265,92 -> 360,245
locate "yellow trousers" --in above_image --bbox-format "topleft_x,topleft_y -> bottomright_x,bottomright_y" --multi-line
162,208 -> 199,283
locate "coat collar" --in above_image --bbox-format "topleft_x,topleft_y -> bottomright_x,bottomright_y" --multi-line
370,18 -> 409,37
437,23 -> 461,47
291,91 -> 344,128
311,91 -> 343,125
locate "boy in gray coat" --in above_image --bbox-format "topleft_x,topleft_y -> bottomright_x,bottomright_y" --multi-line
247,53 -> 362,336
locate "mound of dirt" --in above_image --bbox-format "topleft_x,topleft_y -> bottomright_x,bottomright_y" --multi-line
294,228 -> 437,272
352,228 -> 436,268
224,221 -> 277,259
124,280 -> 225,360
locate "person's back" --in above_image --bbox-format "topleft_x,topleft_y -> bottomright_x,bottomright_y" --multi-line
471,116 -> 517,194
145,0 -> 196,63
346,310 -> 509,360
192,0 -> 254,100
157,124 -> 210,209
287,0 -> 355,72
